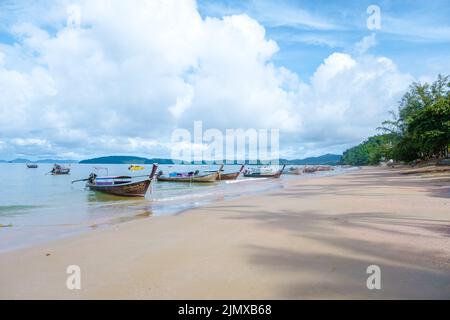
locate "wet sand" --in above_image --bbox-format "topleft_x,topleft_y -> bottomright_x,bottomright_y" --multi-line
0,166 -> 449,299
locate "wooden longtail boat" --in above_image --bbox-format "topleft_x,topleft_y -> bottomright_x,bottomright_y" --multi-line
286,166 -> 302,175
243,165 -> 286,178
204,164 -> 245,180
156,170 -> 218,183
316,165 -> 334,171
73,164 -> 158,197
26,163 -> 38,168
303,166 -> 318,173
88,178 -> 151,197
51,164 -> 70,175
218,165 -> 245,180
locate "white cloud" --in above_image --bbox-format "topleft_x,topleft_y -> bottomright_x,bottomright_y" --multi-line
292,53 -> 413,149
251,3 -> 338,30
281,33 -> 344,48
12,138 -> 51,147
354,33 -> 377,55
198,0 -> 340,30
168,85 -> 194,119
0,0 -> 414,160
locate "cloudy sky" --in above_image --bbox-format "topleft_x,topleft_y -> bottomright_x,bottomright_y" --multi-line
0,0 -> 449,160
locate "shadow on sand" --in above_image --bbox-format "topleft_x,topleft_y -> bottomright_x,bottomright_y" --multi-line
202,168 -> 450,298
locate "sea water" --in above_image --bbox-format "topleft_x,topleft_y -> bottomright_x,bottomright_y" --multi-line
0,163 -> 353,252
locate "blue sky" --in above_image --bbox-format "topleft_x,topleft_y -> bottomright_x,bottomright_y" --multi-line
197,0 -> 450,79
0,0 -> 449,160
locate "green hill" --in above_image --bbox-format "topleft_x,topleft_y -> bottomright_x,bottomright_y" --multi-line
280,154 -> 342,165
78,154 -> 342,165
79,156 -> 174,164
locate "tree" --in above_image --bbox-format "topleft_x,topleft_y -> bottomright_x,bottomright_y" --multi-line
377,74 -> 450,162
408,98 -> 450,159
343,74 -> 450,165
341,135 -> 391,166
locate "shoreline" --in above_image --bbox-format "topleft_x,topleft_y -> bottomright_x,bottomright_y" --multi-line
0,168 -> 345,254
1,166 -> 449,299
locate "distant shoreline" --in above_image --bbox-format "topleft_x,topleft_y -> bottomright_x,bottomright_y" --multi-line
1,153 -> 343,166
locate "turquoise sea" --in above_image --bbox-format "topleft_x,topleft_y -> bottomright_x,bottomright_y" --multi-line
0,163 -> 352,252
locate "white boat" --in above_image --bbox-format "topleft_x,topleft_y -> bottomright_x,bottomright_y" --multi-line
50,164 -> 70,175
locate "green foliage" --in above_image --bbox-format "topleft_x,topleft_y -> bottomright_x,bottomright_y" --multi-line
79,156 -> 175,164
342,75 -> 450,165
408,97 -> 450,159
341,135 -> 392,166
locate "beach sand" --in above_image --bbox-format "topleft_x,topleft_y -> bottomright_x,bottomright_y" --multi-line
0,167 -> 449,299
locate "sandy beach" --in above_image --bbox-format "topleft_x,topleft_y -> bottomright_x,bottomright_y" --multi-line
0,166 -> 449,299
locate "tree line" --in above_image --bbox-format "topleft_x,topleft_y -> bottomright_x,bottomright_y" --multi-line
341,75 -> 450,166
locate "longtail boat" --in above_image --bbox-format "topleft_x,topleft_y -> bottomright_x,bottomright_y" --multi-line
50,164 -> 70,175
316,165 -> 334,171
208,164 -> 245,180
303,166 -> 318,173
156,170 -> 218,183
72,164 -> 158,197
128,164 -> 145,171
26,163 -> 38,168
286,166 -> 302,175
243,165 -> 286,178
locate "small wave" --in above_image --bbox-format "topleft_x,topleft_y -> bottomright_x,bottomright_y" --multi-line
153,191 -> 216,202
0,205 -> 44,215
225,178 -> 268,184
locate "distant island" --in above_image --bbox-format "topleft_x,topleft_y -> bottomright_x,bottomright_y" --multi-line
0,159 -> 78,164
1,154 -> 343,166
78,154 -> 342,165
79,156 -> 175,164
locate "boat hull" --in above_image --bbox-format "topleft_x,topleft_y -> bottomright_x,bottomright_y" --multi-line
286,167 -> 302,175
303,167 -> 317,173
157,172 -> 218,183
52,169 -> 70,175
243,165 -> 285,178
218,172 -> 240,180
316,165 -> 334,171
87,179 -> 151,197
51,164 -> 70,175
216,165 -> 245,180
243,172 -> 283,178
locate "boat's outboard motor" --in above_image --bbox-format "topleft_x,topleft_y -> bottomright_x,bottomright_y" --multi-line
87,173 -> 97,184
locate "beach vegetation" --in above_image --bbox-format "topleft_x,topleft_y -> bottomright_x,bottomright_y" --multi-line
342,75 -> 450,165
